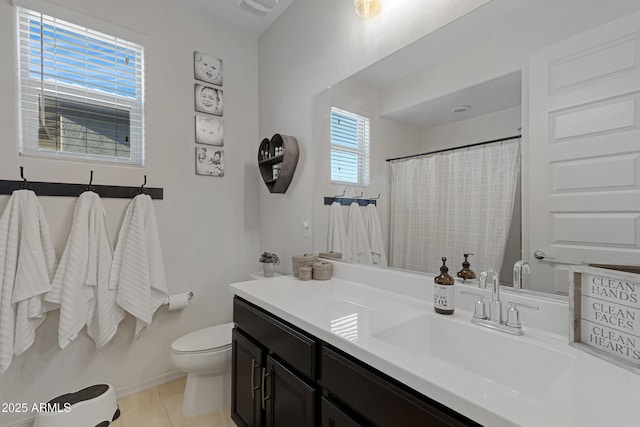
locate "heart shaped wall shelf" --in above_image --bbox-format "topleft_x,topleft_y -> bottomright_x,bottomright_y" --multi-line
258,134 -> 299,193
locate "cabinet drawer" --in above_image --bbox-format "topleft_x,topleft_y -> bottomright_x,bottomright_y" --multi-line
320,346 -> 480,427
234,297 -> 317,379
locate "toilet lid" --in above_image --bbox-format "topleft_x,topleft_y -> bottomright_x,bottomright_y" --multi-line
171,322 -> 234,353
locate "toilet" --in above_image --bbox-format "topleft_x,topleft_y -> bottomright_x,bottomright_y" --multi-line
170,322 -> 234,418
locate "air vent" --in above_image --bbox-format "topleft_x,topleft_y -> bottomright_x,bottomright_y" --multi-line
451,105 -> 471,113
236,0 -> 279,17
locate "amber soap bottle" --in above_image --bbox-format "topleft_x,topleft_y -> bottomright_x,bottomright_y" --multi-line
456,253 -> 476,281
434,257 -> 455,315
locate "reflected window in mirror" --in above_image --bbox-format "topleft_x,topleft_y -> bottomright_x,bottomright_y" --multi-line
330,107 -> 370,186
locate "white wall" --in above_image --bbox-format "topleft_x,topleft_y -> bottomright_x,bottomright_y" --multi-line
419,107 -> 522,152
0,0 -> 259,424
258,0 -> 491,274
311,78 -> 421,259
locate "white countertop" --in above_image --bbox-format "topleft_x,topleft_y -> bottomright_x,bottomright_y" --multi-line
230,272 -> 640,427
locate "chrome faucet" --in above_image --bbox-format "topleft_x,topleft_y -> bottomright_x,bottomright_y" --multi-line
513,260 -> 530,291
479,269 -> 502,322
461,268 -> 539,335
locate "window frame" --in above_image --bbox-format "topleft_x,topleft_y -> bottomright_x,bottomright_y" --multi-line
330,106 -> 370,187
16,6 -> 145,166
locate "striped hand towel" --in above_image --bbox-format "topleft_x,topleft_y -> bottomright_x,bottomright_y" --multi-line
46,192 -> 124,349
0,190 -> 57,376
363,204 -> 388,266
346,202 -> 373,264
110,194 -> 168,337
327,202 -> 352,261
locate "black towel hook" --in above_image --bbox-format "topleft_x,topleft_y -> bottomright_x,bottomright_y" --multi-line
352,191 -> 364,199
19,166 -> 29,190
334,190 -> 345,199
370,193 -> 381,200
86,170 -> 94,191
139,175 -> 147,194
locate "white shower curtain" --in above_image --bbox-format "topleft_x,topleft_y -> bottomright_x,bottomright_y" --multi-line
389,139 -> 520,275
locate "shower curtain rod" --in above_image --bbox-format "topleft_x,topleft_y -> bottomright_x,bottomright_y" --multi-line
385,134 -> 521,162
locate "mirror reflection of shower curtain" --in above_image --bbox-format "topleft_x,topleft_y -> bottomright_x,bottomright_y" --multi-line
389,139 -> 520,275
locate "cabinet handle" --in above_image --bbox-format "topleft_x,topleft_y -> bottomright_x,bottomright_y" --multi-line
250,359 -> 260,399
261,367 -> 272,411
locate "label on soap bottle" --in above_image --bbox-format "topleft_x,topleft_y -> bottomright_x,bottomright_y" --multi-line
434,284 -> 454,310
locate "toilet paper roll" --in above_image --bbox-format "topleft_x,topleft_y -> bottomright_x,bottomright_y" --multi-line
167,293 -> 190,311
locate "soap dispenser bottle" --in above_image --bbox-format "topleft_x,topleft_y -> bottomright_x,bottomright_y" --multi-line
434,257 -> 455,315
457,253 -> 476,281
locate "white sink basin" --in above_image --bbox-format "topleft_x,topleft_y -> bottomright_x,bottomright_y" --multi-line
373,314 -> 575,399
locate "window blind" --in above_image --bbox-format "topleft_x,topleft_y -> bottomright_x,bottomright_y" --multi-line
330,107 -> 370,186
17,7 -> 145,165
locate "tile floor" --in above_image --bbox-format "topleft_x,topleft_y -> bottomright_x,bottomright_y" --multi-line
110,377 -> 236,427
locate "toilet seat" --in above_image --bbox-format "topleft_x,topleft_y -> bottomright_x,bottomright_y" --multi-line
171,322 -> 233,354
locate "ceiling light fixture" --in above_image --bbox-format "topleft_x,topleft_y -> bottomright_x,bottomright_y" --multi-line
354,0 -> 381,18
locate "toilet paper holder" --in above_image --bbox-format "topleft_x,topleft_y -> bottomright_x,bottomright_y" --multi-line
164,291 -> 194,308
169,291 -> 194,300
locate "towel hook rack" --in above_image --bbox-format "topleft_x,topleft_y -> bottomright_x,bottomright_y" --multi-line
323,190 -> 377,206
0,170 -> 163,199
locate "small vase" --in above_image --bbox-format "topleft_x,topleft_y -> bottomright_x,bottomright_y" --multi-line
262,262 -> 276,278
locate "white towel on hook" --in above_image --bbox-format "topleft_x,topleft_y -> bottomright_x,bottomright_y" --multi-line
45,192 -> 124,349
110,194 -> 168,337
346,202 -> 373,264
327,202 -> 352,261
363,204 -> 387,266
0,190 -> 57,376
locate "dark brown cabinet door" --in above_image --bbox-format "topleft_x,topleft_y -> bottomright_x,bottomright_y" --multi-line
232,328 -> 264,427
264,355 -> 316,427
321,398 -> 364,427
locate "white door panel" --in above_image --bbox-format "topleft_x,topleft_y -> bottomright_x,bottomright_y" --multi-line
529,11 -> 640,295
551,152 -> 639,192
547,71 -> 640,111
549,38 -> 640,95
551,97 -> 637,140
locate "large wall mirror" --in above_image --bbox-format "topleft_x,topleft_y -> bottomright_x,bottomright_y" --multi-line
312,0 -> 640,296
313,70 -> 524,288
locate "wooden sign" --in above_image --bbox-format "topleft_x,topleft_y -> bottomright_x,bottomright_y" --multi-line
570,265 -> 640,374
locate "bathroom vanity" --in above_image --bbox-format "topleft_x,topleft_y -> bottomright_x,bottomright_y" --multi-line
231,296 -> 478,427
230,262 -> 640,427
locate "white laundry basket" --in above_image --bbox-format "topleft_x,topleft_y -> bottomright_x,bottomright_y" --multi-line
33,384 -> 120,427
